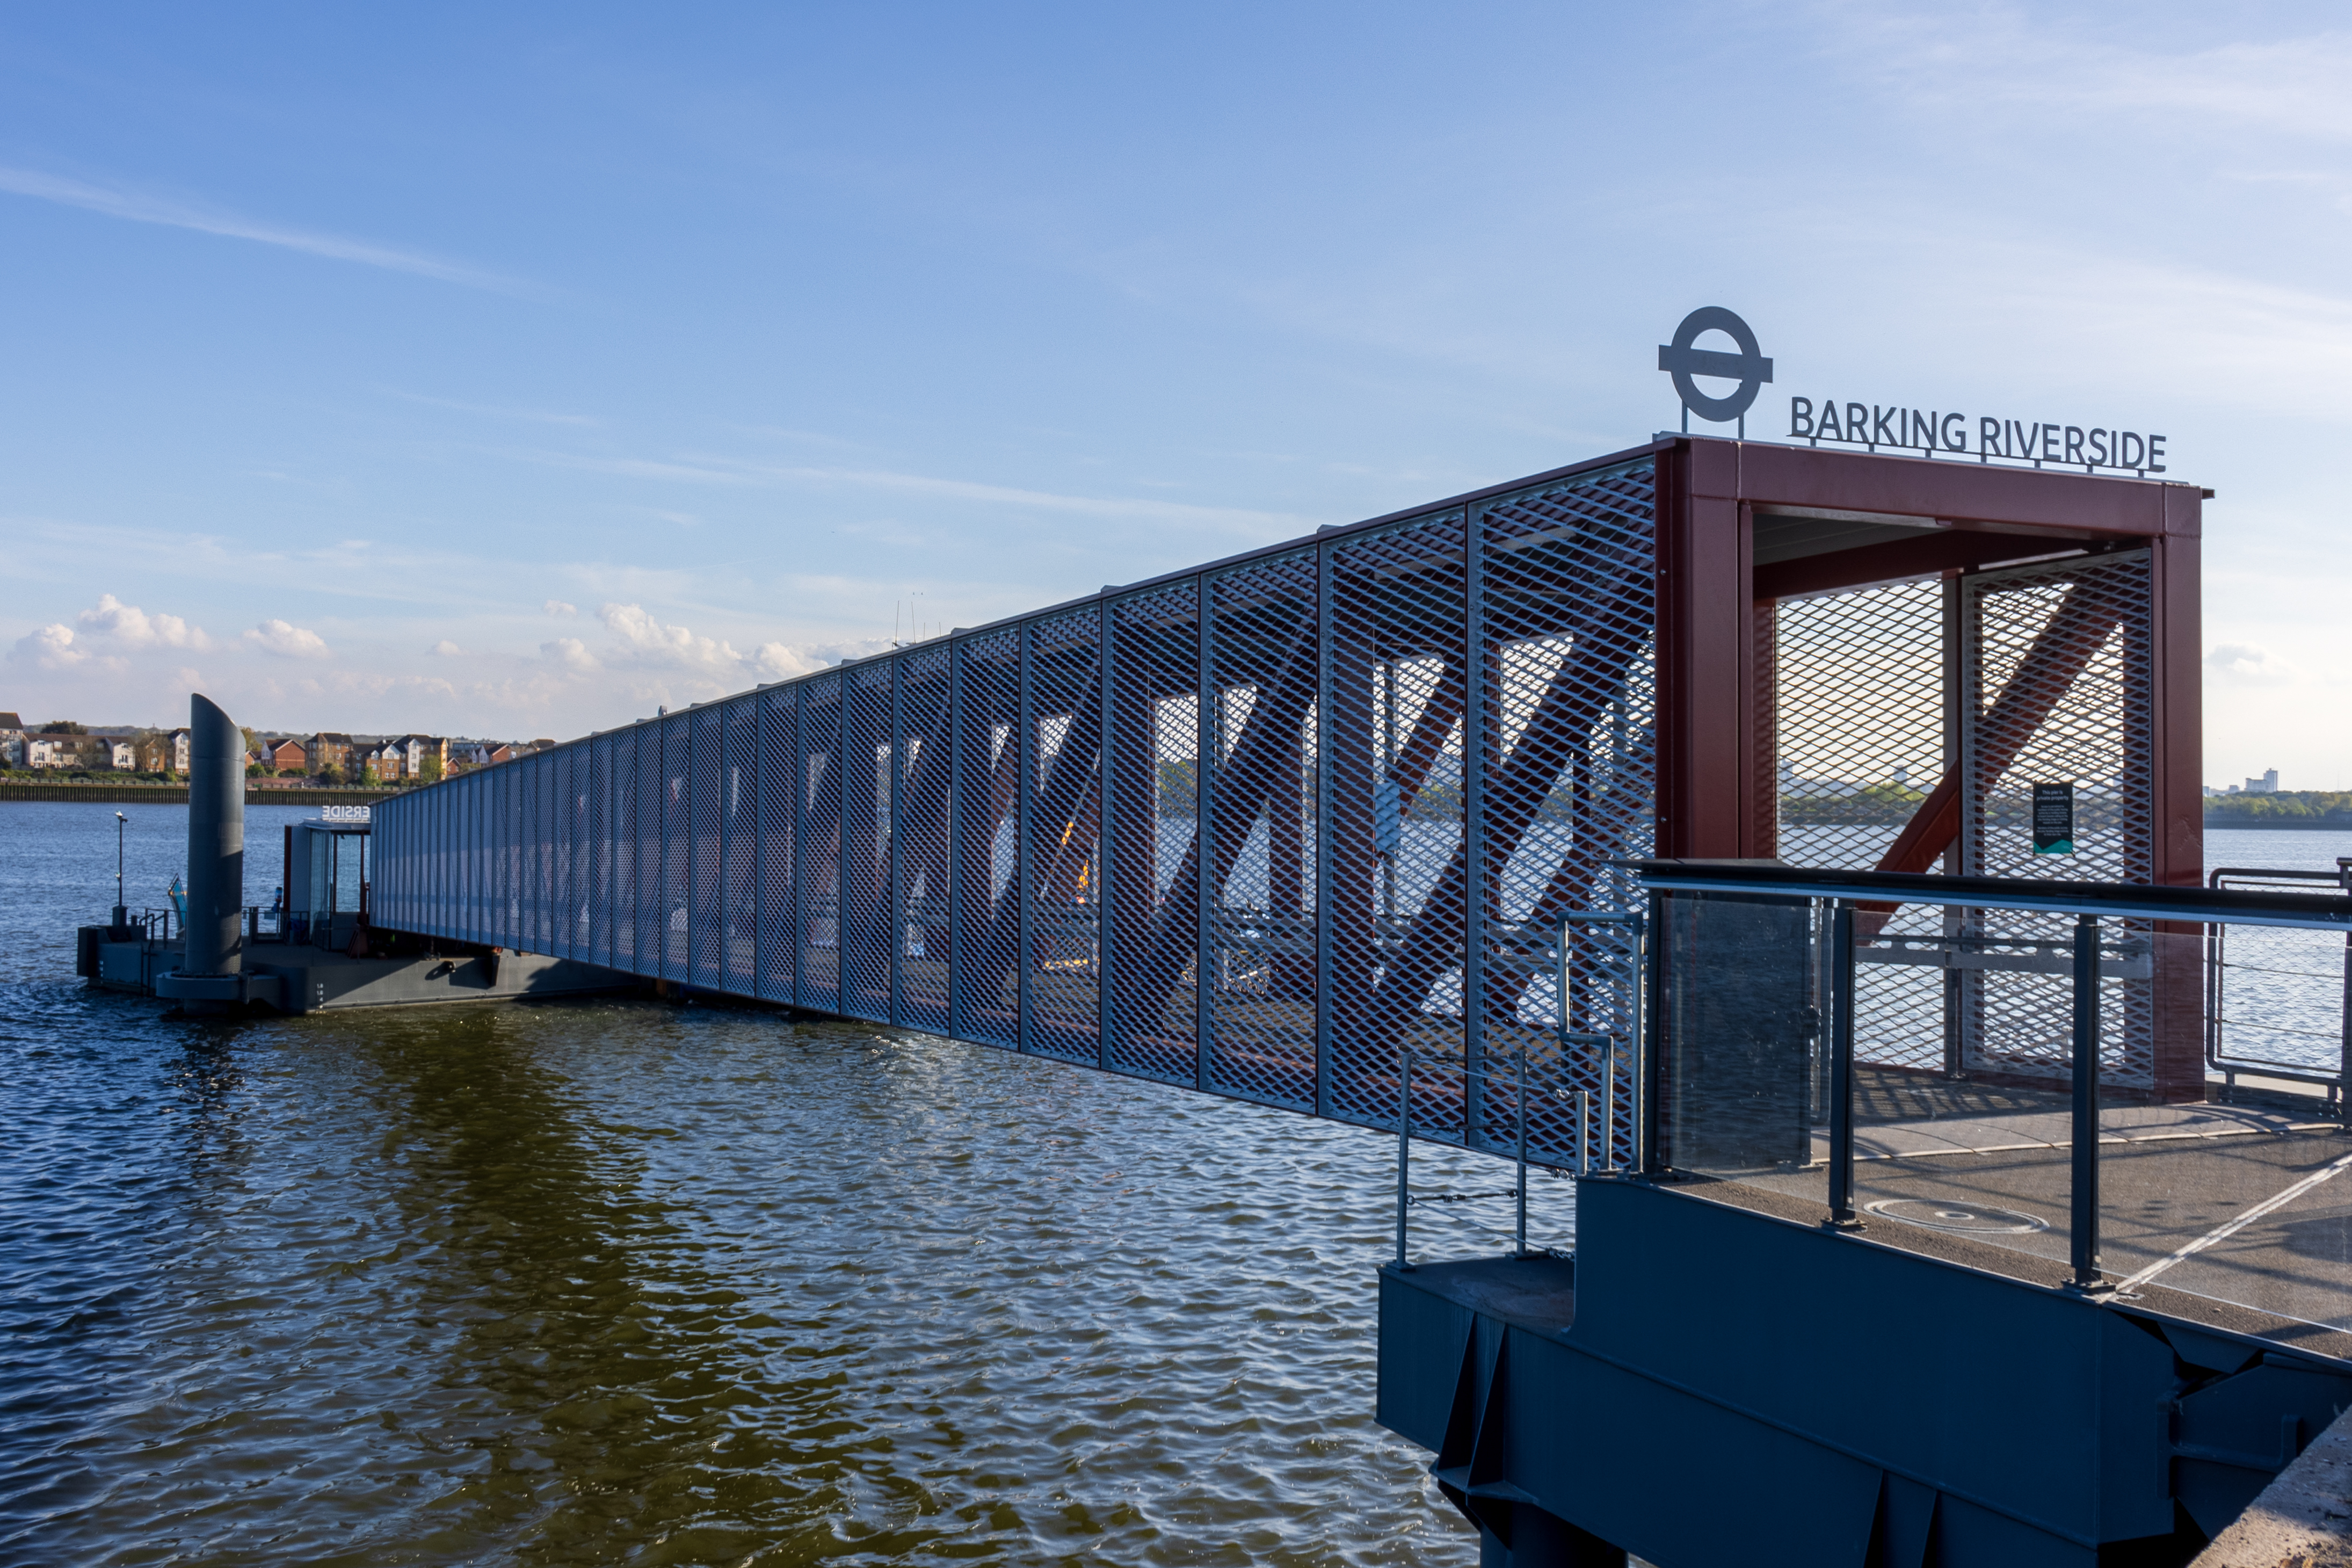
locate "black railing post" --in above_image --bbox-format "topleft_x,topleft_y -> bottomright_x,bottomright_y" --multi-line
1827,900 -> 1860,1228
2071,912 -> 2104,1290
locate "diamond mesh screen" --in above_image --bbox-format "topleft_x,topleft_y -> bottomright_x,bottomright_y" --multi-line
1027,608 -> 1104,1063
898,645 -> 954,1033
954,630 -> 1023,1047
1104,583 -> 1201,1086
1329,510 -> 1470,1142
722,696 -> 758,995
1476,467 -> 1658,1164
754,685 -> 798,1005
1961,550 -> 2156,1086
1774,578 -> 1950,1073
1207,552 -> 1317,1109
365,455 -> 1668,1167
690,705 -> 724,988
840,660 -> 895,1022
798,674 -> 843,1012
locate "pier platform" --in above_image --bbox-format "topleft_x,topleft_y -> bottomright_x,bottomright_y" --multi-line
79,925 -> 635,1013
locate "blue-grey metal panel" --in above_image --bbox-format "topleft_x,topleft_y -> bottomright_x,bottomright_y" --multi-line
691,703 -> 724,990
798,673 -> 843,1012
1024,606 -> 1102,1063
723,695 -> 758,997
755,684 -> 797,1004
953,629 -> 1022,1047
590,732 -> 612,966
637,720 -> 662,974
1205,549 -> 1318,1110
1102,581 -> 1201,1086
898,644 -> 954,1033
662,714 -> 689,983
841,658 -> 894,1022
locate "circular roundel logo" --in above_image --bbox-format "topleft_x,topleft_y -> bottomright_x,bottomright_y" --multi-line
1656,307 -> 1773,423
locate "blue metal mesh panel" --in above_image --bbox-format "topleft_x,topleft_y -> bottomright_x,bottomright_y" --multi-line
1104,583 -> 1201,1085
798,674 -> 843,1011
691,706 -> 724,989
1206,551 -> 1318,1110
1026,608 -> 1103,1063
1327,511 -> 1470,1141
637,722 -> 663,973
612,730 -> 638,968
561,743 -> 582,959
469,770 -> 486,944
953,630 -> 1023,1048
534,751 -> 556,952
662,716 -> 691,982
840,659 -> 895,1022
1473,462 -> 1658,1162
591,732 -> 614,966
756,685 -> 798,1003
723,696 -> 758,997
896,644 -> 955,1033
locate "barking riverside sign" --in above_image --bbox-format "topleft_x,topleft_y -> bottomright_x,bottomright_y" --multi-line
1658,307 -> 2170,477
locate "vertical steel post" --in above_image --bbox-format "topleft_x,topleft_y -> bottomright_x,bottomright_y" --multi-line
2338,859 -> 2351,1119
1098,600 -> 1115,1070
1514,1047 -> 1529,1257
1463,505 -> 1487,1147
889,656 -> 905,1028
2071,912 -> 2104,1289
1640,890 -> 1666,1174
1315,537 -> 1335,1117
1195,572 -> 1215,1093
1395,1044 -> 1413,1272
1827,899 -> 1859,1226
1018,620 -> 1035,1053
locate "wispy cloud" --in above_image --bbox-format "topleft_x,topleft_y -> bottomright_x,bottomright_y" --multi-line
0,165 -> 528,293
496,447 -> 1317,534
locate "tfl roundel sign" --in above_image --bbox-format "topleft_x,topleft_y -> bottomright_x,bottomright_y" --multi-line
1657,307 -> 1773,424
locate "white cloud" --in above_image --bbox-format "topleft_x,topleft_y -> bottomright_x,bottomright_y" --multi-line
752,642 -> 825,679
431,639 -> 463,656
9,623 -> 87,670
244,619 -> 331,659
0,164 -> 524,292
77,593 -> 210,650
2207,642 -> 2299,686
542,636 -> 599,673
545,599 -> 578,616
598,601 -> 747,673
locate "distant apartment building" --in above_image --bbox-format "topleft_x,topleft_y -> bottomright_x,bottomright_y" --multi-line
134,728 -> 192,773
307,732 -> 355,776
28,732 -> 108,769
0,713 -> 24,768
259,737 -> 308,772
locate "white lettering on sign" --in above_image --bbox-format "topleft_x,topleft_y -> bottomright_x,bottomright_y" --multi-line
320,804 -> 372,823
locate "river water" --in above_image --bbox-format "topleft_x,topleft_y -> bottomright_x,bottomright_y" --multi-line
2,802 -> 1548,1566
10,803 -> 2349,1566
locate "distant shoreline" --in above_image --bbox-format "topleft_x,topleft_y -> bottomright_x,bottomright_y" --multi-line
0,781 -> 402,805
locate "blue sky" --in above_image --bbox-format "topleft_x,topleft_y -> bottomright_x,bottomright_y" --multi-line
1,3 -> 2346,785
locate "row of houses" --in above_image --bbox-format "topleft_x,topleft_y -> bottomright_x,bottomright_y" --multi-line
0,712 -> 555,780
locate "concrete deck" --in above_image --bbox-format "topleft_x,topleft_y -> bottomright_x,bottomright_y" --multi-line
1701,1076 -> 2352,1359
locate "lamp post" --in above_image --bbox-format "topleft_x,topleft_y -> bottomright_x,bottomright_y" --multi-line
113,811 -> 128,930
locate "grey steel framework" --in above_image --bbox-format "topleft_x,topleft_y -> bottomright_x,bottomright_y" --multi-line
374,454 -> 1662,1167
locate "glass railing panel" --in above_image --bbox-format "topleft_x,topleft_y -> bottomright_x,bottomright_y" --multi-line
1656,890 -> 1828,1213
1835,901 -> 2081,1275
2098,927 -> 2352,1335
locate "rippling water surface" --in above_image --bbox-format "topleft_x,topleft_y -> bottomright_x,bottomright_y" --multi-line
1,803 -> 1556,1565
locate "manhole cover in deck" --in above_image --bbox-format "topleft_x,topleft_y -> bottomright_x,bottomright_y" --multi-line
1864,1199 -> 2048,1235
